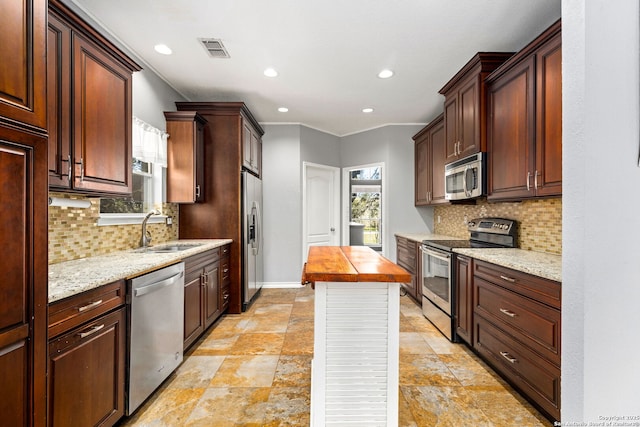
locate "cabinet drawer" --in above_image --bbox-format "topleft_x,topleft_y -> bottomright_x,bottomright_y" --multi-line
185,248 -> 220,276
221,257 -> 230,282
396,238 -> 417,273
49,280 -> 126,338
474,315 -> 560,420
475,277 -> 560,365
220,283 -> 231,308
473,260 -> 560,309
220,244 -> 230,258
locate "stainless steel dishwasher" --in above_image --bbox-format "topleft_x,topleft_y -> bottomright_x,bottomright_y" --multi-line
126,262 -> 185,415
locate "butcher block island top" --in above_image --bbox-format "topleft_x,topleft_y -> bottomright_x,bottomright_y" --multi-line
302,246 -> 411,286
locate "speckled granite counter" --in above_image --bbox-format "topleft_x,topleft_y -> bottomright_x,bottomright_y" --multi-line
453,248 -> 561,282
48,239 -> 233,303
394,232 -> 465,243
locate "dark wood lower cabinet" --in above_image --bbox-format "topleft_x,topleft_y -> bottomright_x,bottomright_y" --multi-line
183,244 -> 231,350
395,236 -> 420,304
47,280 -> 126,427
471,259 -> 561,422
454,255 -> 473,344
48,308 -> 126,427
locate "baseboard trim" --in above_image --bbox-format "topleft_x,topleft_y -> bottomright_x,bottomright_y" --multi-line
262,282 -> 304,289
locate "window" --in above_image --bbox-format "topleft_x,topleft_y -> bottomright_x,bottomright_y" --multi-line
100,158 -> 158,214
349,166 -> 382,251
98,117 -> 168,225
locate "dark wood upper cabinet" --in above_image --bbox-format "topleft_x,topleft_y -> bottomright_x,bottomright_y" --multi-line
243,121 -> 262,176
47,0 -> 141,196
439,53 -> 514,163
0,0 -> 47,131
413,113 -> 447,206
487,20 -> 562,201
165,111 -> 207,203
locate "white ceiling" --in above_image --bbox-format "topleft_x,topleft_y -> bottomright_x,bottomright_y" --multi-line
69,0 -> 561,136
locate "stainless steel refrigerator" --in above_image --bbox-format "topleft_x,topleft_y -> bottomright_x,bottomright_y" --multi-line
242,171 -> 264,310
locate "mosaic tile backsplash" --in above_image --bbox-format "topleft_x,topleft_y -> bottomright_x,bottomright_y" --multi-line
48,192 -> 179,264
433,198 -> 562,254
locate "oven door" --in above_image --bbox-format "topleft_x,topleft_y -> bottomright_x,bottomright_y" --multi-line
420,245 -> 452,315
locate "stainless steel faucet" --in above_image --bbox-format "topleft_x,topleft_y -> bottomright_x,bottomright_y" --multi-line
140,209 -> 161,248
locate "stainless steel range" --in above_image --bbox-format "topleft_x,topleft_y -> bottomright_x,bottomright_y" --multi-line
420,217 -> 518,341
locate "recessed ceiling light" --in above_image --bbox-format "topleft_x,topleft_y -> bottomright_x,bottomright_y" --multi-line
154,44 -> 172,55
278,107 -> 289,113
378,69 -> 394,79
264,68 -> 278,77
362,108 -> 374,113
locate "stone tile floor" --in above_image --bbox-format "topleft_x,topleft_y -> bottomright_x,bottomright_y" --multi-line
118,287 -> 551,426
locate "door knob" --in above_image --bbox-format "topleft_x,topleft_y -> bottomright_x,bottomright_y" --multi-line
330,227 -> 335,232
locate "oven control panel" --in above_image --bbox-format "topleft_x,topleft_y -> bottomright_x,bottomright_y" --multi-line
467,217 -> 516,235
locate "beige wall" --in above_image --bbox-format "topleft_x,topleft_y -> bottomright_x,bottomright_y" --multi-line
48,192 -> 179,264
433,197 -> 561,254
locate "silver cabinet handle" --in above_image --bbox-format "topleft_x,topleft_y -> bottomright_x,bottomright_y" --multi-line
499,308 -> 517,317
500,351 -> 517,364
534,170 -> 539,189
78,323 -> 105,338
78,299 -> 102,312
195,185 -> 201,198
526,172 -> 531,191
500,275 -> 516,283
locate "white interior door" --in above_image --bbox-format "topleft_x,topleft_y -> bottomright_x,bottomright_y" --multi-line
303,162 -> 340,262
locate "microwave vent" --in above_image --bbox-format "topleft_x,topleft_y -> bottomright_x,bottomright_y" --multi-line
199,38 -> 230,58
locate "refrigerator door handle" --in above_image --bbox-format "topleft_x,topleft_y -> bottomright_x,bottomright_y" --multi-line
251,202 -> 262,255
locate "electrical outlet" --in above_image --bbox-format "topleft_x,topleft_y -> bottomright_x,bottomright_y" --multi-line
463,215 -> 468,225
166,216 -> 173,225
437,215 -> 441,224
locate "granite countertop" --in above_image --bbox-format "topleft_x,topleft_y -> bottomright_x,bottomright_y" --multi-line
453,248 -> 561,282
48,239 -> 233,303
394,232 -> 466,243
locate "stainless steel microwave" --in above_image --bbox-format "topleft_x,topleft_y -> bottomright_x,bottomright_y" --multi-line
444,152 -> 485,201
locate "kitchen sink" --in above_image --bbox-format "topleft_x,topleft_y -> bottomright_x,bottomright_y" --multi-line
135,243 -> 204,253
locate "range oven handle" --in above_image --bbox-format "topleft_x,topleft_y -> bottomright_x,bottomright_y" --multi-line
420,245 -> 451,262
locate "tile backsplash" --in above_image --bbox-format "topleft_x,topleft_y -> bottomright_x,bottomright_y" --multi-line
433,198 -> 561,254
48,192 -> 179,264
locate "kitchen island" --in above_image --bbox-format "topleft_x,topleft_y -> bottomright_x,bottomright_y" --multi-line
302,246 -> 411,427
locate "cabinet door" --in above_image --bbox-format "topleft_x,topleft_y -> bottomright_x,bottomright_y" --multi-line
0,133 -> 47,427
535,33 -> 562,197
487,57 -> 536,201
251,131 -> 261,175
47,13 -> 72,189
72,34 -> 132,195
455,255 -> 473,344
414,135 -> 430,205
429,119 -> 447,204
0,0 -> 47,129
204,262 -> 221,327
444,96 -> 458,162
165,112 -> 206,203
458,76 -> 480,158
183,272 -> 205,350
242,123 -> 253,171
48,308 -> 126,427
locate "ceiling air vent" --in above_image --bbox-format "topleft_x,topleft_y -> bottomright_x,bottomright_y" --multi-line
199,38 -> 230,58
